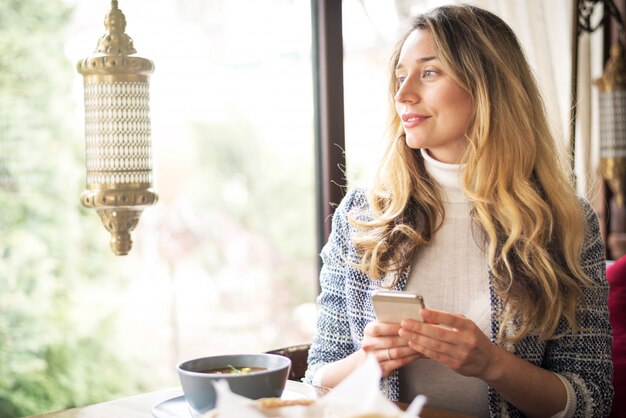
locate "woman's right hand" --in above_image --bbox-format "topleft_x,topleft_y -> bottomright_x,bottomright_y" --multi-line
361,321 -> 423,377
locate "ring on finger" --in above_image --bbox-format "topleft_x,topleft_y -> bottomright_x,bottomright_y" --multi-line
386,347 -> 392,361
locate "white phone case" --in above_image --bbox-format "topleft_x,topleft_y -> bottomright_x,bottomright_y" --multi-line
372,290 -> 425,323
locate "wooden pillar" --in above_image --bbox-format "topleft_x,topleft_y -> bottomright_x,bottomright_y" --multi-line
311,0 -> 346,269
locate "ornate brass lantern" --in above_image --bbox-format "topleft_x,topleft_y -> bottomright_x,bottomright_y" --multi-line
77,0 -> 158,255
596,40 -> 626,206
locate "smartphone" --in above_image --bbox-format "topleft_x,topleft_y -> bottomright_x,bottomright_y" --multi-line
372,290 -> 425,323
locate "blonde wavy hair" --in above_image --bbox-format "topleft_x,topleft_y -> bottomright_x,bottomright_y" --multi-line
352,5 -> 594,342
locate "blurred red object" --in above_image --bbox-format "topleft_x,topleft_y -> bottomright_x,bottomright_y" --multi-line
607,257 -> 626,417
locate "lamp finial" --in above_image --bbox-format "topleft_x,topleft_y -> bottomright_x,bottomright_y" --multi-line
95,0 -> 136,55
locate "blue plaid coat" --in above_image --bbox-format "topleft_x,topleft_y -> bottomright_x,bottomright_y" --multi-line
304,188 -> 613,417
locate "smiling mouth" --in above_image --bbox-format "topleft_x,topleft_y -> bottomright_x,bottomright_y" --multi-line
402,113 -> 429,127
402,113 -> 429,121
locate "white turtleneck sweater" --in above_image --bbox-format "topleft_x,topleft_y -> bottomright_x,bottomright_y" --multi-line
399,149 -> 491,417
399,149 -> 574,418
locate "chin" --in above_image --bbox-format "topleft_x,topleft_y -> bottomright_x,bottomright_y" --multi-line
404,137 -> 425,150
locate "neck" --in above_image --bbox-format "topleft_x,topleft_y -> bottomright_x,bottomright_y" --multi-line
421,148 -> 467,204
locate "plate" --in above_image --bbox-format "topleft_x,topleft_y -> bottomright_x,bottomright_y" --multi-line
152,395 -> 193,418
152,388 -> 315,418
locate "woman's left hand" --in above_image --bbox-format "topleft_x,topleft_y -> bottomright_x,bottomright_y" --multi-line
398,308 -> 500,380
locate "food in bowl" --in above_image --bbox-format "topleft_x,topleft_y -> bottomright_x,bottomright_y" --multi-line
255,398 -> 316,408
200,365 -> 267,374
177,353 -> 291,415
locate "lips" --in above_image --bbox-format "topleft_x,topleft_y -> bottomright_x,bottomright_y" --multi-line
401,112 -> 430,128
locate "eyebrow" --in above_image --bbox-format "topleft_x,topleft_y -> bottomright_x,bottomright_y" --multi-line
395,56 -> 437,70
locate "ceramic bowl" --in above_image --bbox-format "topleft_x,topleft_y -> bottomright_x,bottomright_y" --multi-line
177,353 -> 291,415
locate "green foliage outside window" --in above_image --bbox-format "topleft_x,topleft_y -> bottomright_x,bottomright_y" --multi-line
0,1 -> 318,416
0,1 -> 146,416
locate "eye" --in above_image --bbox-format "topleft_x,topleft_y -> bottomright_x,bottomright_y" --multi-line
396,75 -> 407,86
422,69 -> 438,78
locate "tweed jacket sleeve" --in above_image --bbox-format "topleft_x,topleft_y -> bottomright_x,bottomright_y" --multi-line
304,189 -> 362,384
545,201 -> 613,417
491,200 -> 614,417
303,188 -> 402,398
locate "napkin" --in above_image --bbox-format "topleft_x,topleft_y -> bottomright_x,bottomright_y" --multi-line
207,354 -> 427,418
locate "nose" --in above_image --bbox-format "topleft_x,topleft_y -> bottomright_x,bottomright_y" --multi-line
394,77 -> 420,104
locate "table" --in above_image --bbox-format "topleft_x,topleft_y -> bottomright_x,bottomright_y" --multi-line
29,380 -> 475,418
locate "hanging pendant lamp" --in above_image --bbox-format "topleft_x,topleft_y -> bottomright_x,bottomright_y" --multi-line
77,0 -> 158,255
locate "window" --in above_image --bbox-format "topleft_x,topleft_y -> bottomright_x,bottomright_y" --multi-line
0,0 -> 316,415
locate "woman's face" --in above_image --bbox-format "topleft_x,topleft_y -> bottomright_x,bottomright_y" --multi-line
394,29 -> 473,164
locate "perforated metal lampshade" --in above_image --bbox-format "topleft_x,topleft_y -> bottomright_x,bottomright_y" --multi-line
77,0 -> 158,255
596,41 -> 626,206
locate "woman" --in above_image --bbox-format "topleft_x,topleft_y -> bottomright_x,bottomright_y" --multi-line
304,5 -> 613,418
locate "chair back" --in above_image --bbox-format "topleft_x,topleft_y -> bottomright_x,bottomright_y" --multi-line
607,258 -> 626,417
266,344 -> 310,381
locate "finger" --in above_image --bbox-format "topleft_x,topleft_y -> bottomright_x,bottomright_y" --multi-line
407,340 -> 455,364
400,320 -> 462,346
376,347 -> 393,363
387,345 -> 422,360
364,321 -> 402,337
419,308 -> 469,330
362,335 -> 411,352
399,328 -> 459,358
380,353 -> 423,377
377,346 -> 421,366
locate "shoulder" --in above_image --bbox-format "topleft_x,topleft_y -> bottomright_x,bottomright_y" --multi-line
574,196 -> 606,279
332,187 -> 371,223
575,196 -> 603,245
322,188 -> 372,259
574,196 -> 603,247
336,187 -> 369,213
576,196 -> 597,222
